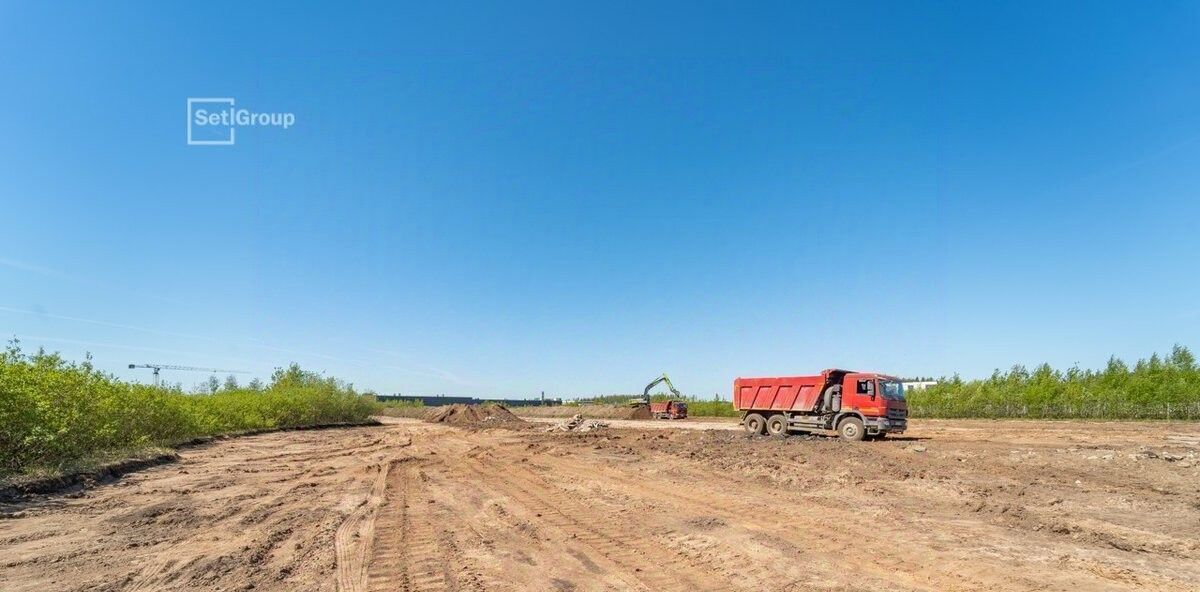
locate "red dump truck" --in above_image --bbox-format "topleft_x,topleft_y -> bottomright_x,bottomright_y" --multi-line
648,400 -> 688,419
734,369 -> 907,440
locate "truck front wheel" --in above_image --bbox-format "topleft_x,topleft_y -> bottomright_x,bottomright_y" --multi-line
766,414 -> 787,436
838,417 -> 865,441
744,413 -> 767,435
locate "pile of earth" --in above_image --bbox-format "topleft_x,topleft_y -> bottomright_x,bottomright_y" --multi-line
424,404 -> 526,426
627,404 -> 653,420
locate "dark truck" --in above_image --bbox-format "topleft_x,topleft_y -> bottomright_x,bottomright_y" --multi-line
734,369 -> 907,440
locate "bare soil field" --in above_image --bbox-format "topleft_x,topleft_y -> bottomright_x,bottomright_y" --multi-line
511,405 -> 654,419
2,418 -> 1198,592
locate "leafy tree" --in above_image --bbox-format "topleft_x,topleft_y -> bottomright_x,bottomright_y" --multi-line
908,345 -> 1199,420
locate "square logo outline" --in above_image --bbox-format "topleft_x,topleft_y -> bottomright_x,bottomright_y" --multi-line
187,98 -> 236,145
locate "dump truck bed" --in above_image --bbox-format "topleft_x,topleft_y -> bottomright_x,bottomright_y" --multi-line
734,375 -> 827,412
648,400 -> 687,419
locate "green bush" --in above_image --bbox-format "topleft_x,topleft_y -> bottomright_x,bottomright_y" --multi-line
681,399 -> 739,417
908,345 -> 1200,420
0,342 -> 377,478
377,398 -> 425,408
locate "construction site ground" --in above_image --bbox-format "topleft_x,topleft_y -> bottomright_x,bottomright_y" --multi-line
2,417 -> 1198,592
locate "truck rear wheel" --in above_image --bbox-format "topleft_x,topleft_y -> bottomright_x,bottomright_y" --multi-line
838,417 -> 865,441
744,413 -> 767,435
765,414 -> 787,436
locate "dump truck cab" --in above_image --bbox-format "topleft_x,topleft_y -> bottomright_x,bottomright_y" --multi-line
831,370 -> 908,438
734,369 -> 908,440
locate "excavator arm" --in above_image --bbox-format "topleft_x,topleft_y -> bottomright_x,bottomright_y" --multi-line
641,373 -> 681,403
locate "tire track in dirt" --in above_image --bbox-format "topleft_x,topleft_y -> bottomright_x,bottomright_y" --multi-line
123,435 -> 406,592
655,529 -> 815,590
121,475 -> 328,590
463,456 -> 735,592
335,460 -> 395,592
535,450 -> 1180,592
122,559 -> 176,592
366,463 -> 464,592
206,435 -> 387,469
412,465 -> 506,592
544,454 -> 993,591
123,461 -> 386,591
481,456 -> 824,591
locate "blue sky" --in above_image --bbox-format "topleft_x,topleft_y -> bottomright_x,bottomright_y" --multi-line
2,2 -> 1198,397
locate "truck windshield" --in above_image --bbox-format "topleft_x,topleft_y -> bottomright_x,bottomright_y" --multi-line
879,381 -> 905,400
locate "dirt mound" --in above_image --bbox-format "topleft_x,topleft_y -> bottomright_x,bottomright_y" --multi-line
627,404 -> 653,420
424,404 -> 525,426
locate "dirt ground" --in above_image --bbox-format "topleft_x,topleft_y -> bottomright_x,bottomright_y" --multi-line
2,418 -> 1199,592
511,405 -> 655,419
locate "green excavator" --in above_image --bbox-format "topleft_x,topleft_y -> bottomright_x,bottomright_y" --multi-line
629,373 -> 689,419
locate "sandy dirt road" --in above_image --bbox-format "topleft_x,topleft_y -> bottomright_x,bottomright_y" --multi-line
2,418 -> 1199,591
523,416 -> 743,431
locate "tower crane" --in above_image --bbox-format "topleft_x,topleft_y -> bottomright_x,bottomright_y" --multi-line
128,363 -> 249,387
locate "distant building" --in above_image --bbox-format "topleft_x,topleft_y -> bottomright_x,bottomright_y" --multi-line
902,381 -> 938,391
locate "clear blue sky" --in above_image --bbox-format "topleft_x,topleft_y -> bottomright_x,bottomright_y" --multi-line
2,2 -> 1198,397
